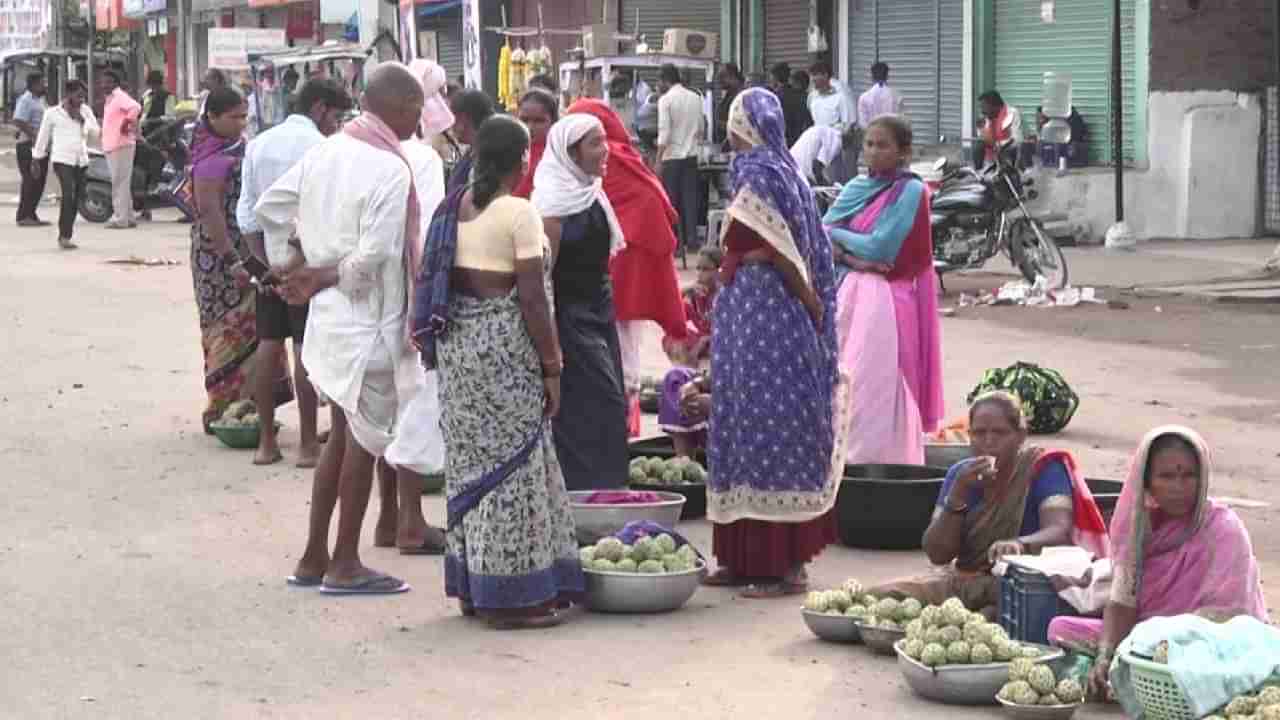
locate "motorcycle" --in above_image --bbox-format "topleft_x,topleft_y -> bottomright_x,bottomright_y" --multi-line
930,121 -> 1068,289
80,117 -> 194,223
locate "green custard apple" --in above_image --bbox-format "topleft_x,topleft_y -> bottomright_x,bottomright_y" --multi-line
905,619 -> 924,640
1055,679 -> 1084,704
1012,684 -> 1041,706
875,597 -> 900,620
1027,665 -> 1056,695
803,591 -> 828,613
637,559 -> 664,574
1260,706 -> 1280,720
628,467 -> 648,485
963,620 -> 988,644
594,537 -> 626,562
632,537 -> 658,561
969,643 -> 993,665
615,558 -> 638,573
1039,694 -> 1063,706
921,643 -> 947,668
1260,687 -> 1280,707
1226,696 -> 1259,717
591,558 -> 617,572
919,605 -> 941,628
898,598 -> 923,621
946,640 -> 971,664
904,638 -> 925,660
993,639 -> 1019,662
937,625 -> 963,645
654,533 -> 678,555
661,554 -> 690,573
1008,657 -> 1037,682
828,589 -> 853,612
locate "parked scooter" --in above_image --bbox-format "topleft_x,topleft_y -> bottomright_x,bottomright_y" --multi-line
930,116 -> 1068,289
80,117 -> 194,223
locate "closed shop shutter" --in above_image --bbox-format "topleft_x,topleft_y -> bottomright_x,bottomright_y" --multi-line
762,0 -> 811,73
420,7 -> 463,82
877,0 -> 939,143
993,0 -> 1136,164
620,0 -> 721,53
845,0 -> 960,141
1266,87 -> 1279,234
937,0 -> 963,141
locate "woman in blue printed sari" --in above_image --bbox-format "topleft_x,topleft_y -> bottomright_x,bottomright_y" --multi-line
413,115 -> 583,629
702,88 -> 850,598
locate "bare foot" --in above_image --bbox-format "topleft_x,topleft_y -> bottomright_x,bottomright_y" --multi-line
254,444 -> 283,466
373,519 -> 397,548
295,443 -> 321,469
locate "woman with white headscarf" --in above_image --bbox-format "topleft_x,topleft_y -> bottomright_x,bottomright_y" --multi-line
531,114 -> 630,491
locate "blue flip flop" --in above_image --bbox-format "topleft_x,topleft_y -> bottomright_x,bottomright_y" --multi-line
318,574 -> 411,596
286,574 -> 323,587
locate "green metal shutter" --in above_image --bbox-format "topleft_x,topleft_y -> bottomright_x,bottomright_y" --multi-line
993,0 -> 1136,164
762,0 -> 811,73
877,0 -> 940,143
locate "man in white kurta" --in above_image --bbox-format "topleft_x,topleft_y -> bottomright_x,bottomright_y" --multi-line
255,64 -> 426,595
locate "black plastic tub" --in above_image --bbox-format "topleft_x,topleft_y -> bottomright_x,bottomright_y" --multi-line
924,443 -> 973,471
837,464 -> 950,550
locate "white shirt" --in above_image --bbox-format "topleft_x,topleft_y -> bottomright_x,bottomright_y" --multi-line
790,125 -> 844,184
808,83 -> 856,130
236,114 -> 326,235
31,104 -> 100,167
657,83 -> 704,160
13,90 -> 46,142
857,82 -> 905,127
254,133 -> 413,413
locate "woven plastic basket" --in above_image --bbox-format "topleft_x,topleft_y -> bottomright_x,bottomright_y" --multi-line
1120,651 -> 1197,720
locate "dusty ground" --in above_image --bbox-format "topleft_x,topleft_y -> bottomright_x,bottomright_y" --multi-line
1,150 -> 1277,719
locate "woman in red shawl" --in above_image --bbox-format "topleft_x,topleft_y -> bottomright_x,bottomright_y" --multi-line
565,98 -> 688,412
512,89 -> 557,199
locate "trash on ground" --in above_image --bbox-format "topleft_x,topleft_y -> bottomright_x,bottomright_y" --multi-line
958,279 -> 1105,309
105,256 -> 182,267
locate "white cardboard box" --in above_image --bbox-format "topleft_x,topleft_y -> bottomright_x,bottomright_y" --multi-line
662,28 -> 718,59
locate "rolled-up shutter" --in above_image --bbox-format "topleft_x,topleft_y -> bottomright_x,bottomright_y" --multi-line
762,0 -> 811,74
937,0 -> 963,141
848,0 -> 877,111
993,0 -> 1136,163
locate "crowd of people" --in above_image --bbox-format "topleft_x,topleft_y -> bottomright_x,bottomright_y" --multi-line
11,57 -> 1260,695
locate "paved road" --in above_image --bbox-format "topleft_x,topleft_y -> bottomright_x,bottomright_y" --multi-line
2,203 -> 1276,718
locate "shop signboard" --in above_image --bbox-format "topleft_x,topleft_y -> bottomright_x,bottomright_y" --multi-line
208,27 -> 288,69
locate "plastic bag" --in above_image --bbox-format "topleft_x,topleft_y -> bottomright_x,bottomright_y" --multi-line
967,361 -> 1079,434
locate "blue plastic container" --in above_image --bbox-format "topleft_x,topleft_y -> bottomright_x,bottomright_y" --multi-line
999,563 -> 1071,645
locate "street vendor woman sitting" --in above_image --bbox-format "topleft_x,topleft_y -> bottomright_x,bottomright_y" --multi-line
865,391 -> 1109,616
1048,426 -> 1266,700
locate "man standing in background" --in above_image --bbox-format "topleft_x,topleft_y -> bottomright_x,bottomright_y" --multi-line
769,63 -> 812,147
714,63 -> 744,148
656,63 -> 704,254
808,60 -> 856,130
857,62 -> 905,128
13,73 -> 49,227
101,70 -> 141,229
236,78 -> 354,469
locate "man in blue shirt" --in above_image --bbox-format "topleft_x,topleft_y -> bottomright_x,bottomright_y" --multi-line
13,73 -> 50,226
236,78 -> 353,468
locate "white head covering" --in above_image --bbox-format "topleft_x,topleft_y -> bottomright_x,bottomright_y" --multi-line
531,114 -> 626,256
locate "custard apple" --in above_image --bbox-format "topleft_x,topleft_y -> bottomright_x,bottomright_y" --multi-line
904,638 -> 925,660
591,558 -> 617,571
637,559 -> 664,574
924,626 -> 944,645
999,681 -> 1031,702
1009,657 -> 1037,682
1260,687 -> 1280,707
1039,693 -> 1063,706
875,598 -> 901,619
845,604 -> 871,620
1055,678 -> 1084,704
940,602 -> 969,627
994,639 -> 1019,662
899,598 -> 924,621
905,619 -> 925,640
654,533 -> 678,555
632,536 -> 658,561
921,643 -> 947,668
1226,696 -> 1259,717
1022,645 -> 1044,658
615,558 -> 638,573
920,605 -> 941,628
964,620 -> 989,644
1260,706 -> 1280,720
594,537 -> 626,562
803,591 -> 828,613
1012,684 -> 1041,706
676,544 -> 699,565
1028,665 -> 1056,694
937,625 -> 963,645
829,589 -> 854,612
970,643 -> 993,665
661,554 -> 690,572
946,640 -> 971,664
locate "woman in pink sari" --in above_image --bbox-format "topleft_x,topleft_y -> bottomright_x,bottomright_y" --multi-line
822,116 -> 943,464
1048,426 -> 1266,699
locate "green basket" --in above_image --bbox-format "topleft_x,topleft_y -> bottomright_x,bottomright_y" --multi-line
209,422 -> 281,450
1120,651 -> 1197,720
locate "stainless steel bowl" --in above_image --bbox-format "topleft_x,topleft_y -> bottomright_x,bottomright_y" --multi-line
801,610 -> 863,644
894,640 -> 1066,705
582,561 -> 704,613
996,697 -> 1081,720
568,491 -> 686,545
857,623 -> 907,655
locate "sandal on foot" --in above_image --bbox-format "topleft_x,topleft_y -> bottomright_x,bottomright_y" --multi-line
318,574 -> 410,596
286,574 -> 323,587
485,610 -> 566,630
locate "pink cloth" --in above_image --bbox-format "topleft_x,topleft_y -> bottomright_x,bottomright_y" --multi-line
407,59 -> 454,136
835,271 -> 925,465
582,491 -> 665,505
102,88 -> 141,152
343,110 -> 421,342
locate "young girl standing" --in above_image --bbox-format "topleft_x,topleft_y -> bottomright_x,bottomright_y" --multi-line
822,115 -> 944,465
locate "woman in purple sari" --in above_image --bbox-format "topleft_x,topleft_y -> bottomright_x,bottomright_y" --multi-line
703,88 -> 849,598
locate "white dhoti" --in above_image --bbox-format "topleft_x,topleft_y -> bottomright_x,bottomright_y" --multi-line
384,358 -> 445,476
344,341 -> 399,458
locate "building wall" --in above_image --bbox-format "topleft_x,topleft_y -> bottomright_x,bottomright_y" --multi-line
1149,0 -> 1275,92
